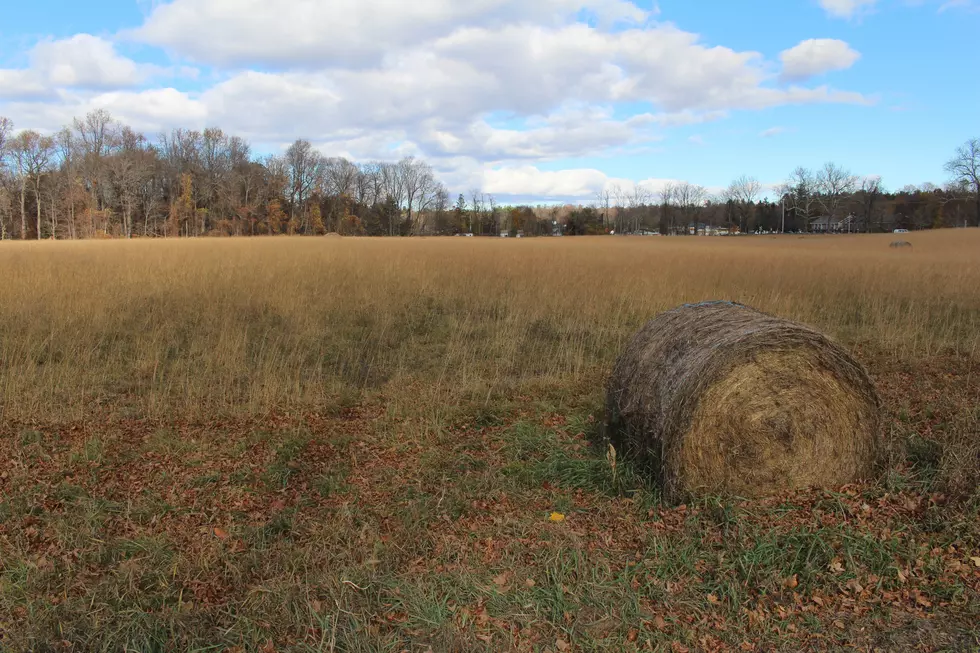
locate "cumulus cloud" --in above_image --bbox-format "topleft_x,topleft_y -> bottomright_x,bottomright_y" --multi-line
1,1 -> 877,198
0,34 -> 182,104
779,39 -> 861,81
0,70 -> 55,101
129,0 -> 650,68
30,35 -> 142,89
482,165 -> 691,201
818,0 -> 877,19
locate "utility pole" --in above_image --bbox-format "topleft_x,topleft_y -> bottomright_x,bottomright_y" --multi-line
781,198 -> 786,234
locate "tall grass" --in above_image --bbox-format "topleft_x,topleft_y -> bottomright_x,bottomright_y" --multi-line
1,231 -> 977,422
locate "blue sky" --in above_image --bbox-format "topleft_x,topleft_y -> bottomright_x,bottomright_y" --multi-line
1,0 -> 977,202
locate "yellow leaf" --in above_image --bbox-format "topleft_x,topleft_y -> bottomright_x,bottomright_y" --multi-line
550,512 -> 566,522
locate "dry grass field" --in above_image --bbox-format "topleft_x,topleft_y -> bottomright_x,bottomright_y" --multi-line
1,232 -> 978,652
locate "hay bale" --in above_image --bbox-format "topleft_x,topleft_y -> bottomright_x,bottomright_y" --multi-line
605,301 -> 882,501
890,240 -> 912,248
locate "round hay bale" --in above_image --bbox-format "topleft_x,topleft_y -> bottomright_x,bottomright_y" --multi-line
604,301 -> 882,501
890,240 -> 912,248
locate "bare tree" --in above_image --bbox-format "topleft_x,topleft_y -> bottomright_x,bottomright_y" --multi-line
324,157 -> 359,198
857,176 -> 884,233
470,189 -> 483,235
10,131 -> 56,239
0,117 -> 11,160
816,162 -> 857,231
74,109 -> 120,216
727,175 -> 762,233
398,157 -> 438,232
786,167 -> 820,232
285,139 -> 326,232
675,182 -> 707,234
0,117 -> 11,239
659,182 -> 675,235
945,138 -> 980,227
594,188 -> 613,230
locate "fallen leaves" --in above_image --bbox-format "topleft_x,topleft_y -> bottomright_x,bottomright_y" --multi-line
971,556 -> 980,568
549,512 -> 566,522
213,527 -> 229,540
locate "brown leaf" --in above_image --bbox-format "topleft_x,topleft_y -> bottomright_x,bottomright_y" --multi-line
213,527 -> 229,540
555,638 -> 570,651
627,628 -> 639,642
654,615 -> 667,630
783,574 -> 798,589
493,572 -> 511,588
970,557 -> 980,568
525,578 -> 536,587
707,594 -> 720,604
833,620 -> 845,630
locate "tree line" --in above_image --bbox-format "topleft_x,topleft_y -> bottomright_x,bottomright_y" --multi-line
0,110 -> 977,239
584,156 -> 979,236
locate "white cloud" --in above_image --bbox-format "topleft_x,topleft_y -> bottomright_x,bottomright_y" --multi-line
129,0 -> 650,68
481,165 -> 716,201
4,88 -> 207,135
759,126 -> 786,137
688,135 -> 705,145
30,35 -> 142,89
779,39 -> 861,81
0,3 -> 877,199
0,70 -> 54,101
818,0 -> 878,19
0,34 -> 182,104
484,166 -> 614,198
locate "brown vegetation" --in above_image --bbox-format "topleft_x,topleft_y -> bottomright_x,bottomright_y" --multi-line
0,230 -> 978,651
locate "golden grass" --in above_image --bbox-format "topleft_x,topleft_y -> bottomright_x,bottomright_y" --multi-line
1,231 -> 979,651
0,230 -> 978,422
